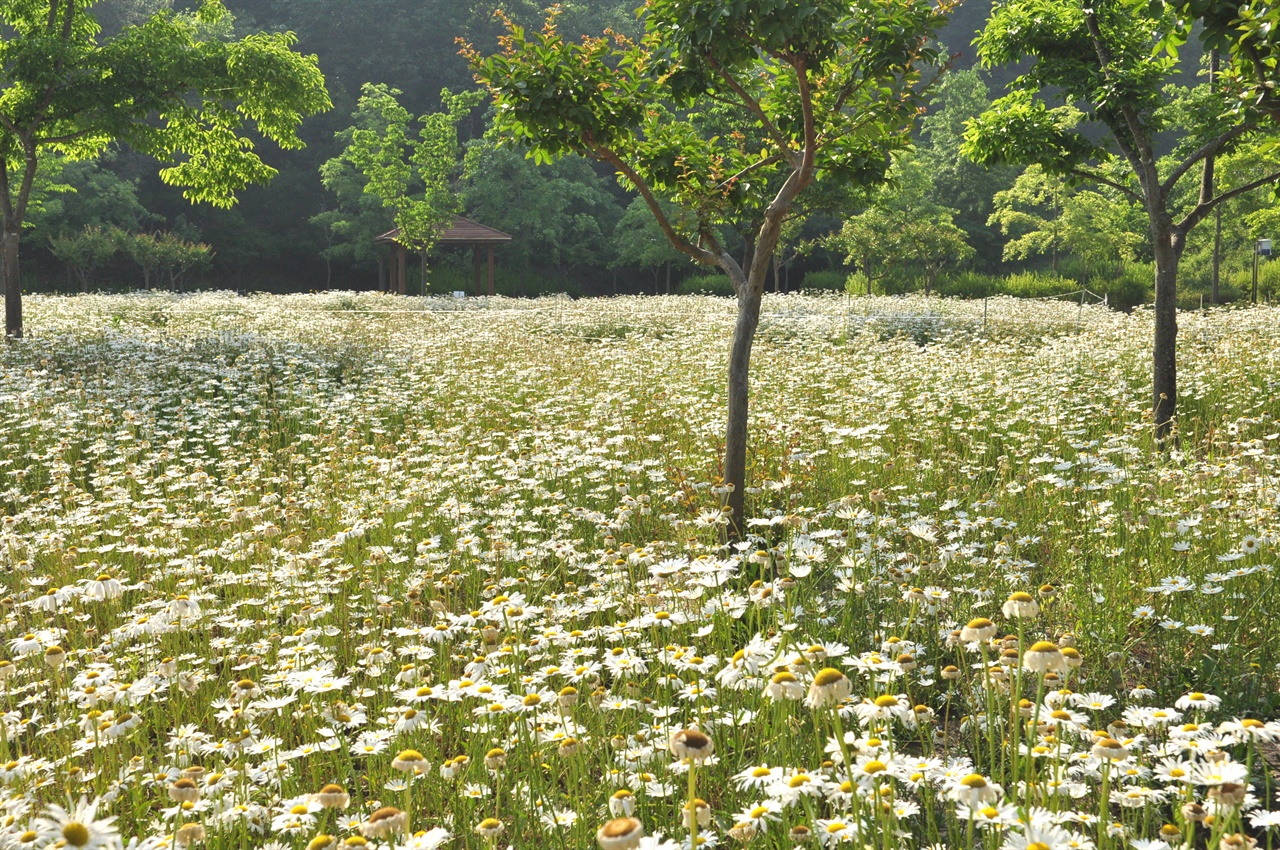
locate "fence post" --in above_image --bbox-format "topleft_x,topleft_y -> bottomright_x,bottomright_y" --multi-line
1076,289 -> 1085,333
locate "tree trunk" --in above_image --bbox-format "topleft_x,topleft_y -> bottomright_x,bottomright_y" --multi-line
665,260 -> 671,295
1211,207 -> 1221,305
3,227 -> 21,339
724,271 -> 760,538
773,253 -> 780,293
1152,222 -> 1182,438
1206,50 -> 1221,306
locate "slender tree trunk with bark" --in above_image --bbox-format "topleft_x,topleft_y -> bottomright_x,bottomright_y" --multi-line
723,265 -> 758,536
3,226 -> 20,339
1212,208 -> 1221,304
1205,50 -> 1221,306
1151,219 -> 1182,437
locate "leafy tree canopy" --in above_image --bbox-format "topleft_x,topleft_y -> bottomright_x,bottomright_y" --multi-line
326,84 -> 483,252
0,0 -> 331,336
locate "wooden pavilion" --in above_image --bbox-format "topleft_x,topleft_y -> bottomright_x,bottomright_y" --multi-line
374,216 -> 513,295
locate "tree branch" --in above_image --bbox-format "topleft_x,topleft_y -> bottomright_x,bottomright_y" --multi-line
1177,170 -> 1280,232
593,145 -> 720,267
1082,4 -> 1157,191
749,59 -> 818,295
714,153 -> 786,191
1068,168 -> 1142,202
705,56 -> 799,168
34,127 -> 101,146
1162,123 -> 1249,198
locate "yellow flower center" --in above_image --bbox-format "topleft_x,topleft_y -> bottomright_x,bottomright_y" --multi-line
812,668 -> 846,687
61,823 -> 91,848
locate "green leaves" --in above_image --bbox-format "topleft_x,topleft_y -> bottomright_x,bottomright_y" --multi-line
0,0 -> 330,209
324,84 -> 480,252
468,0 -> 946,274
962,92 -> 1102,173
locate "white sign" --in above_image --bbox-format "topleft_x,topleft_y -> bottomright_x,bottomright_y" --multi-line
1259,239 -> 1273,257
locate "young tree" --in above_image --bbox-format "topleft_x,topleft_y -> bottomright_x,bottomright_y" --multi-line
917,69 -> 1016,270
962,0 -> 1280,436
47,225 -> 124,291
830,154 -> 973,294
467,0 -> 947,534
829,206 -> 902,293
989,165 -> 1069,272
325,84 -> 483,259
126,231 -> 213,290
0,0 -> 330,337
313,120 -> 398,287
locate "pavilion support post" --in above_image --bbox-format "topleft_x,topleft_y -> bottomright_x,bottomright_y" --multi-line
396,246 -> 407,295
473,246 -> 482,296
487,245 -> 495,296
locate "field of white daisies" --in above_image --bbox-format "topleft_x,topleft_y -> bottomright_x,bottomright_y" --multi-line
1,291 -> 1279,850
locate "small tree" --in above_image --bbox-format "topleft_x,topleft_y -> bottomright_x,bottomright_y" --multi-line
312,155 -> 396,288
126,232 -> 212,290
829,207 -> 902,294
989,166 -> 1070,273
0,0 -> 330,337
48,226 -> 124,291
962,0 -> 1280,435
830,155 -> 973,294
467,0 -> 947,534
326,84 -> 484,261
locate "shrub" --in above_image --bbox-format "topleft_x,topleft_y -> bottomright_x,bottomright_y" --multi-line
1227,260 -> 1280,302
677,273 -> 736,296
936,271 -> 999,299
998,271 -> 1078,298
1088,262 -> 1151,310
799,270 -> 847,292
845,272 -> 871,296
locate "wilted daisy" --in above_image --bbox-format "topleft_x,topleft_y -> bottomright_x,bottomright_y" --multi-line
596,817 -> 645,849
1001,592 -> 1040,619
669,728 -> 715,761
361,807 -> 408,839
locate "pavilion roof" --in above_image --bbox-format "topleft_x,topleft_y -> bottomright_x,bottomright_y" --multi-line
374,216 -> 512,247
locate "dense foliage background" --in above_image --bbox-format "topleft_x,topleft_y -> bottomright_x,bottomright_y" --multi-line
22,0 -> 1278,305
